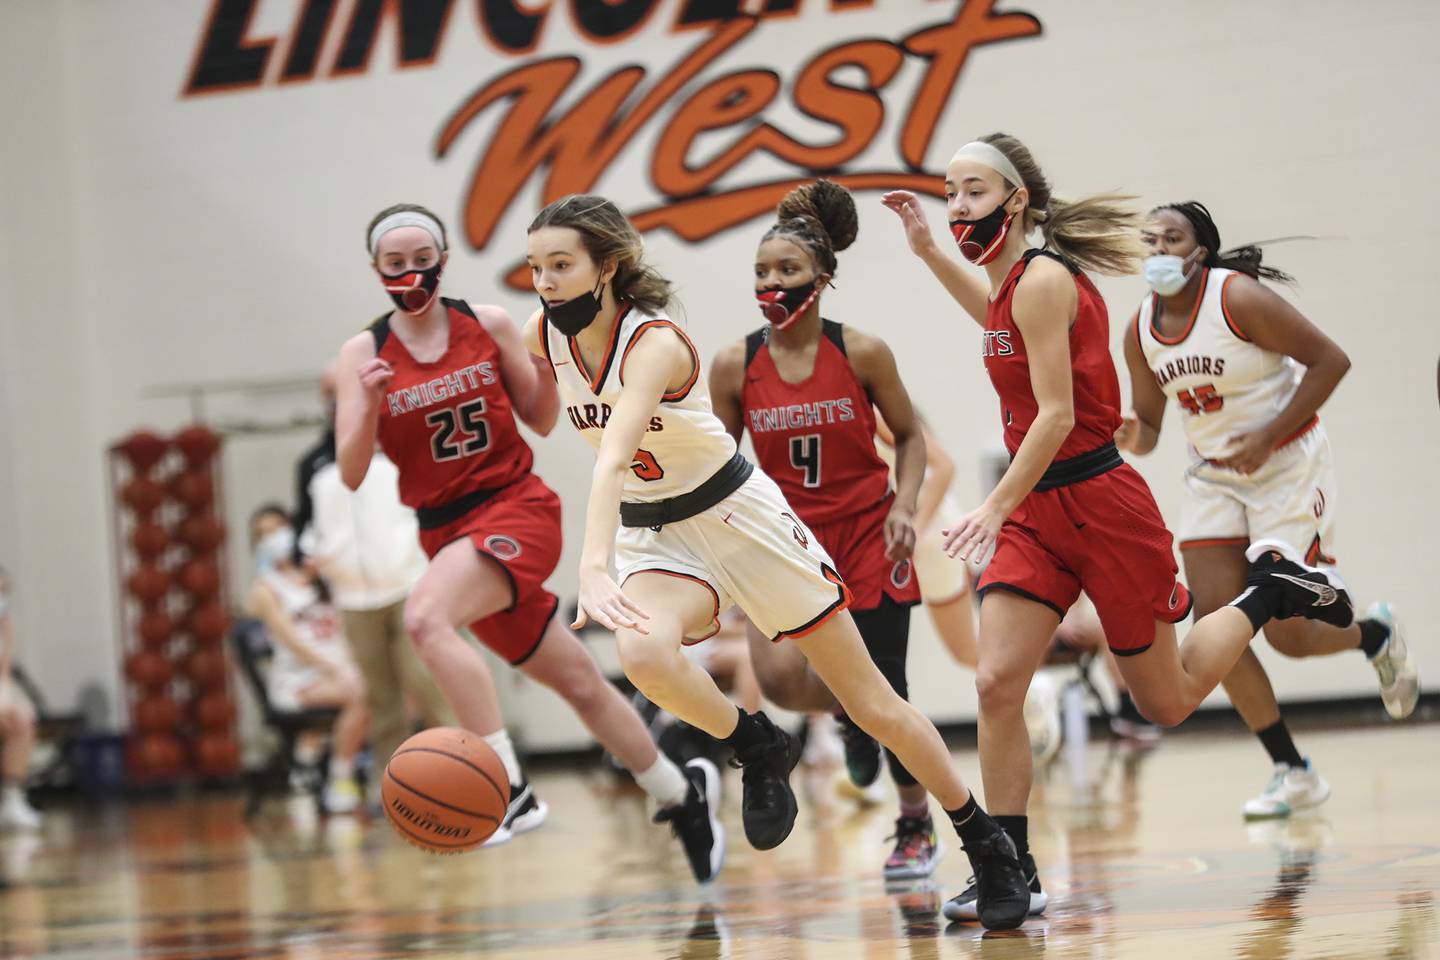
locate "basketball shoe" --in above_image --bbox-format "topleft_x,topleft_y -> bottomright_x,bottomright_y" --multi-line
943,846 -> 1048,924
884,813 -> 943,881
654,758 -> 725,884
729,711 -> 799,850
1244,540 -> 1354,628
1243,759 -> 1330,820
482,778 -> 548,848
1363,602 -> 1419,720
835,711 -> 882,788
947,827 -> 1034,929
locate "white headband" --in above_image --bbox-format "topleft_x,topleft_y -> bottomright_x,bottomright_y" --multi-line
368,211 -> 445,256
954,141 -> 1024,190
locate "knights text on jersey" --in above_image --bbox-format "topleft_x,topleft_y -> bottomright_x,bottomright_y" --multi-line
544,303 -> 738,502
372,298 -> 534,511
1135,267 -> 1307,461
984,251 -> 1122,458
741,320 -> 891,526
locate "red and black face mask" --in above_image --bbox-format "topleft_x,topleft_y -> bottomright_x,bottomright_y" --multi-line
755,281 -> 821,330
380,262 -> 443,314
949,189 -> 1018,265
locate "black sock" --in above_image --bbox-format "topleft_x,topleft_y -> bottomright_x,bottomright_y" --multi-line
1357,618 -> 1391,659
1255,719 -> 1304,768
1233,586 -> 1281,633
946,795 -> 998,845
1117,691 -> 1145,723
720,707 -> 769,753
995,814 -> 1029,856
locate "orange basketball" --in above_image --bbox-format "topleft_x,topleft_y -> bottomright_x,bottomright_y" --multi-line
382,727 -> 509,853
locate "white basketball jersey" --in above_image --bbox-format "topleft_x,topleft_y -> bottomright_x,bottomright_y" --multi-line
259,570 -> 345,678
1136,268 -> 1303,460
544,304 -> 737,502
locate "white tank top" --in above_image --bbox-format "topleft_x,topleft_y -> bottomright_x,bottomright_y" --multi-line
544,303 -> 737,502
1135,267 -> 1305,460
259,570 -> 346,679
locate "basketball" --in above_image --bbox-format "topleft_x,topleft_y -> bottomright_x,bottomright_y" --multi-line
381,727 -> 510,854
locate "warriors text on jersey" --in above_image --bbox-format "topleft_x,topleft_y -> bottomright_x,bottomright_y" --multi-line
1135,267 -> 1312,461
740,320 -> 890,526
542,302 -> 736,501
985,250 -> 1122,457
371,298 -> 534,510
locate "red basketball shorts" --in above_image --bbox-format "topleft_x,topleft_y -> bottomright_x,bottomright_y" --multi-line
809,497 -> 921,612
417,472 -> 562,665
977,464 -> 1192,655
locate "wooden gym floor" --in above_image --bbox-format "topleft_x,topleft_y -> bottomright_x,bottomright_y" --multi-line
1,722 -> 1436,959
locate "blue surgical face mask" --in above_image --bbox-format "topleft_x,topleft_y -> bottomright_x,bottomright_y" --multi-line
1143,251 -> 1201,296
255,527 -> 295,573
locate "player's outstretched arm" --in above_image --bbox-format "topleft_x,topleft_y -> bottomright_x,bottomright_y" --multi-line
880,190 -> 989,326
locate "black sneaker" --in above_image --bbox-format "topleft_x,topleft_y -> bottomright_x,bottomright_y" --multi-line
653,758 -> 725,884
728,711 -> 800,850
482,778 -> 549,848
1244,539 -> 1354,628
836,711 -> 882,788
948,828 -> 1031,929
943,849 -> 1048,922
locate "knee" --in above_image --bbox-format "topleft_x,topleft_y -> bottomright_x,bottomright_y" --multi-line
402,596 -> 450,651
539,658 -> 607,710
975,665 -> 1029,715
616,631 -> 682,696
1128,691 -> 1187,728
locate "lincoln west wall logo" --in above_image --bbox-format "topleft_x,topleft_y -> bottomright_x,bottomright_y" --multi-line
185,0 -> 1041,288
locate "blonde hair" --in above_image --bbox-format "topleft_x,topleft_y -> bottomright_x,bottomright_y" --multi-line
528,195 -> 673,315
980,133 -> 1141,277
762,179 -> 859,276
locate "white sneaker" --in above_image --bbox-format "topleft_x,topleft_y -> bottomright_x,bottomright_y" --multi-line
483,780 -> 549,847
0,790 -> 42,831
322,777 -> 363,815
802,713 -> 845,768
1024,672 -> 1062,766
1242,760 -> 1330,820
1365,602 -> 1419,720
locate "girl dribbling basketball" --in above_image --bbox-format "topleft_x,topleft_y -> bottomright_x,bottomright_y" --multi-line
526,194 -> 1033,930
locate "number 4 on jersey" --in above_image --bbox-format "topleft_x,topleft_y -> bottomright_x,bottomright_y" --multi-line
789,434 -> 821,488
1176,383 -> 1224,415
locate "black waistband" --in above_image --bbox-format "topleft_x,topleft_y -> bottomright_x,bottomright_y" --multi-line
416,485 -> 501,530
1031,442 -> 1123,492
620,452 -> 754,529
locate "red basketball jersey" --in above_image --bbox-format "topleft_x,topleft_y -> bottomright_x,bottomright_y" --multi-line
985,251 -> 1122,458
372,299 -> 533,511
741,320 -> 891,526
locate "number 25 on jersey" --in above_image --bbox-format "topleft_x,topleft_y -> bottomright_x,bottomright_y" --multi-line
426,398 -> 490,462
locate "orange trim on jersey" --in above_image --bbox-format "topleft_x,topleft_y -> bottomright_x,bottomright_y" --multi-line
622,568 -> 721,643
1275,414 -> 1320,450
1180,536 -> 1250,551
774,565 -> 853,642
1219,273 -> 1252,342
568,302 -> 632,395
1304,534 -> 1336,567
619,319 -> 700,402
1148,268 -> 1210,346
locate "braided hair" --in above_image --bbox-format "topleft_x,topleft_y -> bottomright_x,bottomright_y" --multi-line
761,180 -> 859,277
1154,201 -> 1295,284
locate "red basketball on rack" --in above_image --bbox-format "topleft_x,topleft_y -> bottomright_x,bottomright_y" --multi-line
178,515 -> 225,552
125,650 -> 174,690
194,691 -> 236,729
183,648 -> 228,688
127,566 -> 170,605
187,601 -> 228,644
121,477 -> 166,515
174,425 -> 221,467
195,732 -> 240,778
127,733 -> 184,781
171,470 -> 214,510
129,522 -> 171,560
137,610 -> 175,649
178,560 -> 220,600
134,695 -> 181,734
116,431 -> 171,473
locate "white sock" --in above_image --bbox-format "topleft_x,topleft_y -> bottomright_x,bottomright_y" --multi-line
328,756 -> 355,781
483,730 -> 523,786
634,755 -> 689,809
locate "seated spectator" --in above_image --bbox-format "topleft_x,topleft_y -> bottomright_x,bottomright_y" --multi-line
245,506 -> 368,814
0,565 -> 41,831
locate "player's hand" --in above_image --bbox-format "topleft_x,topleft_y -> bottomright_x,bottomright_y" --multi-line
1210,431 -> 1272,475
574,567 -> 650,634
883,505 -> 916,563
943,500 -> 1006,562
881,191 -> 939,258
1114,409 -> 1140,453
357,358 -> 395,399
